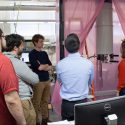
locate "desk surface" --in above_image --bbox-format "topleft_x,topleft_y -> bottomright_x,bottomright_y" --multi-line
48,120 -> 75,125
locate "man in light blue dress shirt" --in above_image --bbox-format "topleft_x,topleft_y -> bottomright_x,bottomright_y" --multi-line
56,33 -> 94,121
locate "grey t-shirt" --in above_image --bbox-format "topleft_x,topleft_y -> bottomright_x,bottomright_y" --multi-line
4,52 -> 39,100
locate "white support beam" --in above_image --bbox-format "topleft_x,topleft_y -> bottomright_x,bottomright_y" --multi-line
0,5 -> 56,11
0,19 -> 57,23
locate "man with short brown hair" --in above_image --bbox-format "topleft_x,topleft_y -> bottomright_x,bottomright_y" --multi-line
29,34 -> 52,125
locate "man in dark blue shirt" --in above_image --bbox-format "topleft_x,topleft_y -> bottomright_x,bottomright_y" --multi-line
29,34 -> 52,125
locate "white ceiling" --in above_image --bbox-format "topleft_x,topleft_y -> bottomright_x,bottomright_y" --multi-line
0,0 -> 57,22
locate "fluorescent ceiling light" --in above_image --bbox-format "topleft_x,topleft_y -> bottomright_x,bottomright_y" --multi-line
0,19 -> 57,23
6,21 -> 56,24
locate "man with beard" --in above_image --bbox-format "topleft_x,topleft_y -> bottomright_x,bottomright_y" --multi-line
0,29 -> 26,125
4,34 -> 39,125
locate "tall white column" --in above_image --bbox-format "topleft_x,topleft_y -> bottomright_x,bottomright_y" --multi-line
96,2 -> 113,56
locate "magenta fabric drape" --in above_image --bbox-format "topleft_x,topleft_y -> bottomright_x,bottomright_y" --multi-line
113,0 -> 125,35
52,0 -> 104,117
64,0 -> 104,54
87,4 -> 123,98
51,0 -> 62,118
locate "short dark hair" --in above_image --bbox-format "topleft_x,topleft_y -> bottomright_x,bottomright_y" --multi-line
5,34 -> 24,52
121,39 -> 125,58
32,34 -> 44,46
65,33 -> 80,53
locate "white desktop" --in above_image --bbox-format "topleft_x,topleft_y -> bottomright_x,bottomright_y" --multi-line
48,120 -> 74,125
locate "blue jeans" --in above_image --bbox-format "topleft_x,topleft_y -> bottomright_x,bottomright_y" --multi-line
119,88 -> 125,96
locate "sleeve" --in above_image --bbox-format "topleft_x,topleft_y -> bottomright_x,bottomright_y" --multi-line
118,63 -> 120,78
29,51 -> 40,70
0,57 -> 18,94
88,63 -> 94,86
14,60 -> 39,85
45,51 -> 52,65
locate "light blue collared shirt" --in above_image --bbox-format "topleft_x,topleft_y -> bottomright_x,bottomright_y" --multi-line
56,52 -> 94,101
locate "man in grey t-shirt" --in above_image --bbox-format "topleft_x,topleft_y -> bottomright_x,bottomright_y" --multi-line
4,34 -> 39,125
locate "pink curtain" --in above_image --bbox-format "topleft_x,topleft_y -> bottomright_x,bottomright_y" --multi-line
64,0 -> 104,54
52,0 -> 104,117
113,0 -> 125,35
51,0 -> 62,118
90,4 -> 123,98
52,0 -> 125,116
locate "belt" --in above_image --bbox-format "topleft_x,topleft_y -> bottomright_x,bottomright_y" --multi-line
62,98 -> 87,103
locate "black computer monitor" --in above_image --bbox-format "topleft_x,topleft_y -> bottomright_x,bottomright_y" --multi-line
75,96 -> 125,125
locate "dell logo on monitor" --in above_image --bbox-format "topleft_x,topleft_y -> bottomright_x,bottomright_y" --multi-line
104,103 -> 111,111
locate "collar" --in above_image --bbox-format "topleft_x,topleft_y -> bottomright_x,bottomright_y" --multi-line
68,52 -> 81,57
3,52 -> 19,59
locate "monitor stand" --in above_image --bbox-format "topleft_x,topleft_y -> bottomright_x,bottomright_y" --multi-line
105,114 -> 117,125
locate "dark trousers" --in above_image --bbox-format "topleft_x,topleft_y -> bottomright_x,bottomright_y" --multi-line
119,88 -> 125,96
61,98 -> 87,121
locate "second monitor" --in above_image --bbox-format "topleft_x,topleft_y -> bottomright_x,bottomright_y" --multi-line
75,96 -> 125,125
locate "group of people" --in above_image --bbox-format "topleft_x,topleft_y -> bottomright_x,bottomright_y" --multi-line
0,28 -> 52,125
0,27 -> 125,125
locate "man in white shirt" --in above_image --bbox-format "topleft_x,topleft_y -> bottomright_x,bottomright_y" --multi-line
56,33 -> 94,121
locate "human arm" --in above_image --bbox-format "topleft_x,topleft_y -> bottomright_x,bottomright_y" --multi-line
13,59 -> 39,85
29,51 -> 41,71
56,63 -> 62,85
37,52 -> 52,71
117,63 -> 120,96
88,63 -> 94,87
29,50 -> 52,71
4,91 -> 26,125
38,63 -> 50,71
38,64 -> 52,71
0,56 -> 26,125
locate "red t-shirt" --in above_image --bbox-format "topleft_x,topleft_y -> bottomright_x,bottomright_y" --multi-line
118,59 -> 125,91
0,53 -> 18,125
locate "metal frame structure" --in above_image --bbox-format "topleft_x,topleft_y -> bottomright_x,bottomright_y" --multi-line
59,0 -> 64,60
0,5 -> 56,11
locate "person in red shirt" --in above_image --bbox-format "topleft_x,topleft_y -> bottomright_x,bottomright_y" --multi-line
0,28 -> 26,125
118,39 -> 125,96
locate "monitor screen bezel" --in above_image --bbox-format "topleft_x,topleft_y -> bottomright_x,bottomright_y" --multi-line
75,96 -> 125,125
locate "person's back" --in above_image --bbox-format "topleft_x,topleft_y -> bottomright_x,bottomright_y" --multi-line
57,54 -> 93,101
56,33 -> 94,121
